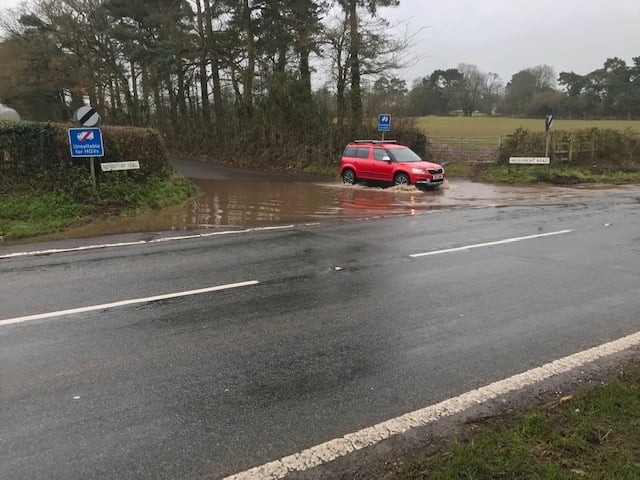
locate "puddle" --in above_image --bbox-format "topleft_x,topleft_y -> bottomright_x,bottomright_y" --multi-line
12,159 -> 640,244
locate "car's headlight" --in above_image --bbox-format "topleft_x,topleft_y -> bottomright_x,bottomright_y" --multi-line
412,168 -> 426,174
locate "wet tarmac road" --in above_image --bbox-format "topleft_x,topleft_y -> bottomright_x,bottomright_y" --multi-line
1,161 -> 640,479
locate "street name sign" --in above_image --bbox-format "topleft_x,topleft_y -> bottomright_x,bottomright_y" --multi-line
101,161 -> 140,172
68,127 -> 104,157
509,156 -> 550,165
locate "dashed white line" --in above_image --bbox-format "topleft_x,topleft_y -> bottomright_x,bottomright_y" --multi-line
0,225 -> 295,260
225,329 -> 640,480
410,229 -> 573,258
0,280 -> 259,327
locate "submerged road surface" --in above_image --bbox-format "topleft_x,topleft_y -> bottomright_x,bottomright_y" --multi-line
1,179 -> 640,479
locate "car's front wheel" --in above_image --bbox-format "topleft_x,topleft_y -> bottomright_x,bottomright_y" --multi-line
342,169 -> 356,185
393,173 -> 410,186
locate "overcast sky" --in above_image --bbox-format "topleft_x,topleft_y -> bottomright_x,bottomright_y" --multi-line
1,0 -> 638,87
380,0 -> 639,85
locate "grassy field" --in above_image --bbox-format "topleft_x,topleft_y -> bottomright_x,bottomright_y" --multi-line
415,116 -> 640,137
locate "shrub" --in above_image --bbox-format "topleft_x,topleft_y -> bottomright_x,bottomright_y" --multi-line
498,127 -> 640,171
0,121 -> 173,196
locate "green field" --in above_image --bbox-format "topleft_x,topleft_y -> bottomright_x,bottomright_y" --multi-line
416,116 -> 640,137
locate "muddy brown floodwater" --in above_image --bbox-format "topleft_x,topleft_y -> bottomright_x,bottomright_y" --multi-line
31,160 -> 640,243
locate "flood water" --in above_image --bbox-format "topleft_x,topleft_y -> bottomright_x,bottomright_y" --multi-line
20,159 -> 640,243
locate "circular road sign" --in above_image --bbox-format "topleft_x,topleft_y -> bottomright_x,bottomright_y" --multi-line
74,106 -> 101,127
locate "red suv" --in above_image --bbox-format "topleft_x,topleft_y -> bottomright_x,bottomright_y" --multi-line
340,140 -> 445,189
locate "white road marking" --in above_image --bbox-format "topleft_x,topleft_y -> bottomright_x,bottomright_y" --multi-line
225,330 -> 640,480
0,280 -> 259,327
410,229 -> 573,258
0,225 -> 295,260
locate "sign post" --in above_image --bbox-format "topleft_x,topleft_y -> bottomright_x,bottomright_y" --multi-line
68,127 -> 104,191
378,114 -> 391,141
71,106 -> 102,192
545,114 -> 553,157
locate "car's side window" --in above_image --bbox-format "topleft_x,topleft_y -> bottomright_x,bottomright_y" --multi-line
356,147 -> 370,159
343,146 -> 357,157
373,148 -> 387,161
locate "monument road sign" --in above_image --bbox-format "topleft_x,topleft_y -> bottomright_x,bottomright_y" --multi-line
509,156 -> 550,164
101,161 -> 140,171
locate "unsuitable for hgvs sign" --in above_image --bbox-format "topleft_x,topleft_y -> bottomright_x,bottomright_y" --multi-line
68,127 -> 104,157
378,114 -> 391,132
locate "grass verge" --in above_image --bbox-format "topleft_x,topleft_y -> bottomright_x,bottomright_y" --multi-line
387,362 -> 640,479
481,165 -> 640,185
0,170 -> 197,240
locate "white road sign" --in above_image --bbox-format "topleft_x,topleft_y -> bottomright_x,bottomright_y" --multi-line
509,157 -> 550,165
100,161 -> 140,171
74,106 -> 101,127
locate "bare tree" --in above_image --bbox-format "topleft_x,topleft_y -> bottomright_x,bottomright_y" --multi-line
528,64 -> 556,90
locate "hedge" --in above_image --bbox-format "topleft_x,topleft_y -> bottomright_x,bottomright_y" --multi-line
0,121 -> 170,189
498,128 -> 640,171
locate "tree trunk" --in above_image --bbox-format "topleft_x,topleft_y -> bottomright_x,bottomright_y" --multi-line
348,0 -> 363,134
298,43 -> 312,102
130,61 -> 140,125
203,0 -> 224,129
241,0 -> 255,118
195,0 -> 211,125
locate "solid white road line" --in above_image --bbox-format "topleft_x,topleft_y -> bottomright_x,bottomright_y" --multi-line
410,229 -> 573,258
0,280 -> 259,327
0,225 -> 295,260
225,329 -> 640,480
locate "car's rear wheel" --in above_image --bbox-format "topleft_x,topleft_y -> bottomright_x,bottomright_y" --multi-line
342,169 -> 356,184
393,173 -> 410,186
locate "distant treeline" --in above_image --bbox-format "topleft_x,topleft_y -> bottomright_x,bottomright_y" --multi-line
406,60 -> 640,120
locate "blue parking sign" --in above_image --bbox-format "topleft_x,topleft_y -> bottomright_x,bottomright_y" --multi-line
378,114 -> 391,132
68,127 -> 104,157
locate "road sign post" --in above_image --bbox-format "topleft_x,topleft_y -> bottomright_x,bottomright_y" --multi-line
378,114 -> 391,141
71,106 -> 103,192
68,127 -> 104,192
545,114 -> 553,157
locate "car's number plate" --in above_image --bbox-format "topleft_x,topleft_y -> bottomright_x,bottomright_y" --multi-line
432,174 -> 443,180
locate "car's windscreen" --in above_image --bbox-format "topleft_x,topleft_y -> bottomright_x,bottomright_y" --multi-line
387,147 -> 422,163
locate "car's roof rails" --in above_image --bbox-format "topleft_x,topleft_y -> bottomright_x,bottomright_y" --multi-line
352,139 -> 398,144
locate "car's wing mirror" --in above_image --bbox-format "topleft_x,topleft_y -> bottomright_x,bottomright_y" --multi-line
382,155 -> 391,162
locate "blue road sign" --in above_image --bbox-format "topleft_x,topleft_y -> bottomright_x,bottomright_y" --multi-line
68,127 -> 104,157
378,114 -> 391,132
